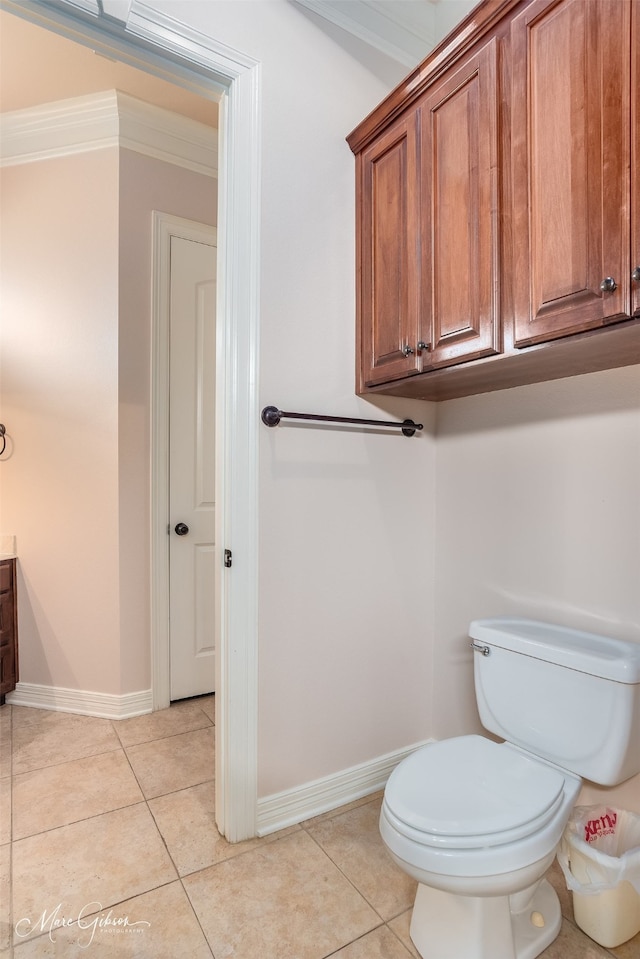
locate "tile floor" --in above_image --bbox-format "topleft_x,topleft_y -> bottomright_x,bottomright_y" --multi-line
1,697 -> 639,958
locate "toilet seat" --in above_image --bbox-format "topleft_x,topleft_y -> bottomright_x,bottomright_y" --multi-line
384,735 -> 566,849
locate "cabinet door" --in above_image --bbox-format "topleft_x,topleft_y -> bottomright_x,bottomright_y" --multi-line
358,112 -> 421,388
511,0 -> 631,346
420,39 -> 501,368
0,562 -> 16,697
633,0 -> 640,318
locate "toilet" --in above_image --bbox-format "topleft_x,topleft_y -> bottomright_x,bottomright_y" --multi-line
380,617 -> 640,959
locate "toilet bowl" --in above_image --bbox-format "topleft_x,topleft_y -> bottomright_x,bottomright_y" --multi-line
380,618 -> 640,959
381,736 -> 582,959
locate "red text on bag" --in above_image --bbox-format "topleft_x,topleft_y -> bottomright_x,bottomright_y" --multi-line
584,811 -> 617,843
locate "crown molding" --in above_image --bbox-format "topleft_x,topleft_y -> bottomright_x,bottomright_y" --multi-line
62,0 -> 100,14
292,0 -> 437,67
0,88 -> 218,176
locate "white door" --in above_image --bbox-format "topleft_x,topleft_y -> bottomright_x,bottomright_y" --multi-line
169,233 -> 217,700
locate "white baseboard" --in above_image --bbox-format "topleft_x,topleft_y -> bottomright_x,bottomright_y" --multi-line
256,738 -> 433,837
4,682 -> 153,719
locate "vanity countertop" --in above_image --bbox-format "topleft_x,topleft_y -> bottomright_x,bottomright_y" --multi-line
0,536 -> 17,559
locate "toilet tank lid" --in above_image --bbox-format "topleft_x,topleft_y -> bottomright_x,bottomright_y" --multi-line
469,618 -> 640,684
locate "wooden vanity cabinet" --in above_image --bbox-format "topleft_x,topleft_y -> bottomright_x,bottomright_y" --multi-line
356,38 -> 501,390
633,0 -> 640,320
511,0 -> 639,347
0,558 -> 18,704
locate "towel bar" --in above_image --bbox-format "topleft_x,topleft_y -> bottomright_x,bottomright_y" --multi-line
261,406 -> 422,437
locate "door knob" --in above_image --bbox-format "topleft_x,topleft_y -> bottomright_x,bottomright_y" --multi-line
174,523 -> 189,536
402,345 -> 414,356
600,277 -> 617,293
632,267 -> 640,283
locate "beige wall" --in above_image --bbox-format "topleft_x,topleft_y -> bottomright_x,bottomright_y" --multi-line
0,150 -> 121,690
0,145 -> 215,696
434,366 -> 640,809
117,148 -> 216,692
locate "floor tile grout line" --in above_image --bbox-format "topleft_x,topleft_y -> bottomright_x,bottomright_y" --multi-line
117,717 -> 215,803
318,920 -> 398,959
112,715 -> 214,750
171,822 -> 307,882
302,822 -> 390,927
143,775 -> 217,805
298,794 -> 416,927
10,876 -> 185,953
10,743 -> 126,779
9,702 -> 190,954
117,712 -> 220,953
143,778 -> 185,882
128,698 -> 217,957
11,798 -> 150,845
178,874 -> 216,958
7,703 -> 14,959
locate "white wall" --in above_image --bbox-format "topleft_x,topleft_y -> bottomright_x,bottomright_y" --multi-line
157,0 -> 438,796
434,366 -> 640,810
217,0 -> 640,807
436,0 -> 478,41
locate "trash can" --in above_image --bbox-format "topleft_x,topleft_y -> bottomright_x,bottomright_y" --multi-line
558,805 -> 640,948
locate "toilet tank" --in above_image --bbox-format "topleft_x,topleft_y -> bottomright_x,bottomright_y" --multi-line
470,618 -> 640,786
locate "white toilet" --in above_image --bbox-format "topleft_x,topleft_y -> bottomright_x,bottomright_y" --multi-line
380,617 -> 640,959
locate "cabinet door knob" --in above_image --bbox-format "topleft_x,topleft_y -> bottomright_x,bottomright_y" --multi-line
174,523 -> 189,536
632,267 -> 640,283
417,341 -> 430,351
402,345 -> 415,356
600,276 -> 617,293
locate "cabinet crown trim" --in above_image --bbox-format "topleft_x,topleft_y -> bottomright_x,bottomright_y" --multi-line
347,0 -> 519,154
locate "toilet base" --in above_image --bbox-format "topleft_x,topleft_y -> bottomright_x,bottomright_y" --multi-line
409,877 -> 561,959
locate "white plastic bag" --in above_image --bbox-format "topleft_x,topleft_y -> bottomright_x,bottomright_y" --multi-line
558,805 -> 640,895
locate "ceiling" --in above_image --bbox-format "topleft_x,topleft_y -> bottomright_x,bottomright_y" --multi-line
292,0 -> 477,66
0,8 -> 218,125
0,1 -> 476,122
293,0 -> 439,66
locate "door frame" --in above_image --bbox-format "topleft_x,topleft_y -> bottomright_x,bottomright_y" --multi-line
151,213 -> 217,708
5,0 -> 261,842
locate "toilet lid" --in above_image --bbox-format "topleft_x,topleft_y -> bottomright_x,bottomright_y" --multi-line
384,736 -> 566,849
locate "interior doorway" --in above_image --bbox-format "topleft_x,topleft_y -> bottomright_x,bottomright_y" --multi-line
152,214 -> 217,703
1,0 -> 260,842
169,229 -> 217,701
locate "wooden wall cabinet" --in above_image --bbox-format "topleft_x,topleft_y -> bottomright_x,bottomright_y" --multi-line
511,0 -> 639,346
348,0 -> 640,401
0,558 -> 18,704
357,39 -> 501,389
359,110 -> 422,386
